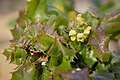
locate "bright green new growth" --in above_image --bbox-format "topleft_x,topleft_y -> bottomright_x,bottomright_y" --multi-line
3,0 -> 120,80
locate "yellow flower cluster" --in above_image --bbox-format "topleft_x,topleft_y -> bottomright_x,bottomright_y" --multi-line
69,30 -> 77,41
76,14 -> 84,25
69,14 -> 92,42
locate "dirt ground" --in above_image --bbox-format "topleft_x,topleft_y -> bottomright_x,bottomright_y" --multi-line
0,11 -> 18,80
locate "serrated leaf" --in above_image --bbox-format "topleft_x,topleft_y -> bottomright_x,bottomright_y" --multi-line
48,38 -> 74,66
11,66 -> 36,80
11,27 -> 24,39
80,48 -> 97,68
11,67 -> 24,80
36,33 -> 55,51
90,19 -> 110,54
11,48 -> 27,65
47,38 -> 62,66
3,49 -> 12,60
57,39 -> 75,57
16,11 -> 26,28
49,54 -> 63,66
47,38 -> 60,56
48,38 -> 75,57
56,57 -> 72,72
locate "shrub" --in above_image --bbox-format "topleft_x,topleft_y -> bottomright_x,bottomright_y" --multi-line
3,0 -> 120,80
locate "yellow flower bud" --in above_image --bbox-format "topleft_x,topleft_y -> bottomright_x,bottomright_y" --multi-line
70,36 -> 76,41
76,17 -> 84,25
84,29 -> 90,35
83,26 -> 91,35
77,33 -> 86,42
86,26 -> 92,31
27,0 -> 31,2
69,30 -> 77,36
77,14 -> 82,18
84,22 -> 88,25
83,22 -> 88,29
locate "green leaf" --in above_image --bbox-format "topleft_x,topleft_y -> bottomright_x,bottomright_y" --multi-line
96,64 -> 105,72
11,66 -> 36,80
16,11 -> 26,28
104,13 -> 120,34
34,0 -> 48,22
12,48 -> 27,65
27,0 -> 40,19
46,15 -> 57,26
57,25 -> 66,36
3,48 -> 13,60
108,14 -> 120,23
110,61 -> 120,76
80,48 -> 97,68
70,41 -> 81,51
56,57 -> 72,72
11,67 -> 24,80
99,1 -> 115,12
91,46 -> 101,59
36,33 -> 55,51
102,53 -> 110,62
24,68 -> 36,80
47,38 -> 60,56
57,39 -> 75,57
47,39 -> 62,66
83,11 -> 98,28
27,0 -> 48,22
48,38 -> 74,66
49,54 -> 63,66
15,49 -> 27,59
11,27 -> 23,39
40,67 -> 51,80
54,16 -> 68,31
104,22 -> 120,34
48,38 -> 75,57
47,6 -> 64,16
